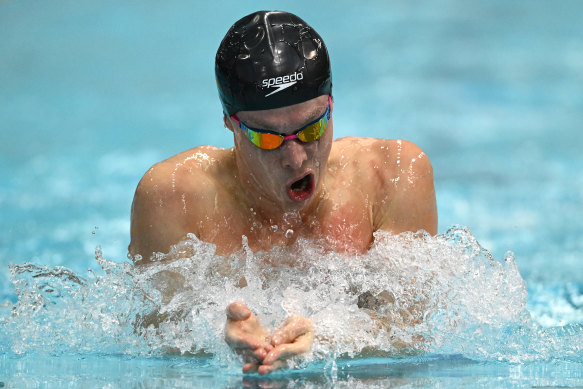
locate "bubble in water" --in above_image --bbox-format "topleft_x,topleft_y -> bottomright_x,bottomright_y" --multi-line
282,211 -> 300,225
285,229 -> 294,239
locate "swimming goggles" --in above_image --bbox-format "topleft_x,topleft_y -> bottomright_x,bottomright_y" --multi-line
230,96 -> 331,150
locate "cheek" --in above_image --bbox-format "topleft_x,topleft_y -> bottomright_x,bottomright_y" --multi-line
243,148 -> 284,186
254,148 -> 279,167
314,127 -> 333,164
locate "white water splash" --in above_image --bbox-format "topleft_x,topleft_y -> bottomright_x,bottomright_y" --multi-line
1,226 -> 581,366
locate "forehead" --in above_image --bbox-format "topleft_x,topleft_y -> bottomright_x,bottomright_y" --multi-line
235,95 -> 329,131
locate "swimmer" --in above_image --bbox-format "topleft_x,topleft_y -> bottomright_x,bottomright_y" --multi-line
129,11 -> 437,374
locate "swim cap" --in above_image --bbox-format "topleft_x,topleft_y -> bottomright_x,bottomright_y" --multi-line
215,11 -> 332,116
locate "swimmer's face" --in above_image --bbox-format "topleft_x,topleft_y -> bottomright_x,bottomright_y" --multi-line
228,95 -> 333,213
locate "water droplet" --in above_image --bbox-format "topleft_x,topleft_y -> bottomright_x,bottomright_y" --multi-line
285,229 -> 294,239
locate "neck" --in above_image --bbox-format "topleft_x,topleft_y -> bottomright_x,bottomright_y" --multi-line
234,163 -> 325,229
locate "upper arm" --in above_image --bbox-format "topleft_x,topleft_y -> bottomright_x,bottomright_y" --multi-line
374,140 -> 437,235
128,164 -> 193,263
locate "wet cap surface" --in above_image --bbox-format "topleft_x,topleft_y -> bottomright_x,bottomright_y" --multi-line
215,11 -> 332,115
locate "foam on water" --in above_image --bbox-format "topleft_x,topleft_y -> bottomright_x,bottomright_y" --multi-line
1,226 -> 582,369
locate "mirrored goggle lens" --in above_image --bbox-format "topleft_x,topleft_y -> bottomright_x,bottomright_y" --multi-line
297,118 -> 326,143
247,130 -> 284,150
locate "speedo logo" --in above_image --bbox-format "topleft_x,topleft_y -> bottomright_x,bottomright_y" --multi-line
262,71 -> 303,97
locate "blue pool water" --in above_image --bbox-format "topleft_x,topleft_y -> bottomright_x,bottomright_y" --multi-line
1,0 -> 583,387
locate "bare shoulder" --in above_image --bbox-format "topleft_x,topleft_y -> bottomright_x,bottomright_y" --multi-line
330,137 -> 433,182
151,145 -> 232,179
330,137 -> 437,235
369,138 -> 436,235
371,138 -> 433,179
129,146 -> 235,261
134,146 -> 233,207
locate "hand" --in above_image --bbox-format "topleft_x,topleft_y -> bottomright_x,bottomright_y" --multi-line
254,315 -> 314,375
224,302 -> 271,369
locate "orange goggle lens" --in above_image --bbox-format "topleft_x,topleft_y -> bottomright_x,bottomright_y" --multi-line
247,131 -> 284,150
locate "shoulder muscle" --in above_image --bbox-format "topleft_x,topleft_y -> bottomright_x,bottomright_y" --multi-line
371,139 -> 437,235
129,147 -> 228,262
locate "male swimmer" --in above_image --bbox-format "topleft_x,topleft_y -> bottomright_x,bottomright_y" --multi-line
129,11 -> 437,374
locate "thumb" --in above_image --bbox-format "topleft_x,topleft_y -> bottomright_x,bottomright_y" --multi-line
226,301 -> 251,321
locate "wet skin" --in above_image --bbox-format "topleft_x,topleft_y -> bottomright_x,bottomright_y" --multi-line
225,302 -> 314,375
129,95 -> 438,373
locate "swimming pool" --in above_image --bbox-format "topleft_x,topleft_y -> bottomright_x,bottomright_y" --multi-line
1,0 -> 582,387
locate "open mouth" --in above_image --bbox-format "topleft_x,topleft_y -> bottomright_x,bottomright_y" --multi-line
287,173 -> 315,202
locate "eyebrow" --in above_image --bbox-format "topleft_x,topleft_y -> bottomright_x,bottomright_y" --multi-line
244,104 -> 327,132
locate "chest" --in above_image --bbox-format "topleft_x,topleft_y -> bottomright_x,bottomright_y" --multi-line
196,189 -> 374,255
314,195 -> 374,253
244,199 -> 373,254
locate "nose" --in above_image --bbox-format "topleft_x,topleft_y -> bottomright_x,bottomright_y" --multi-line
280,139 -> 308,170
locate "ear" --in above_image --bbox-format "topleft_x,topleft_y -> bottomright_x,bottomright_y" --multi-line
223,115 -> 236,133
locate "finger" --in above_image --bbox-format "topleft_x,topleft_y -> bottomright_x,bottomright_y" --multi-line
253,346 -> 267,361
242,362 -> 259,373
227,333 -> 265,350
226,301 -> 251,321
271,316 -> 313,346
239,347 -> 267,364
258,360 -> 286,375
262,334 -> 314,365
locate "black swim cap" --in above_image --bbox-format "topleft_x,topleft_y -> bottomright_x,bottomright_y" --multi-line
215,11 -> 332,116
